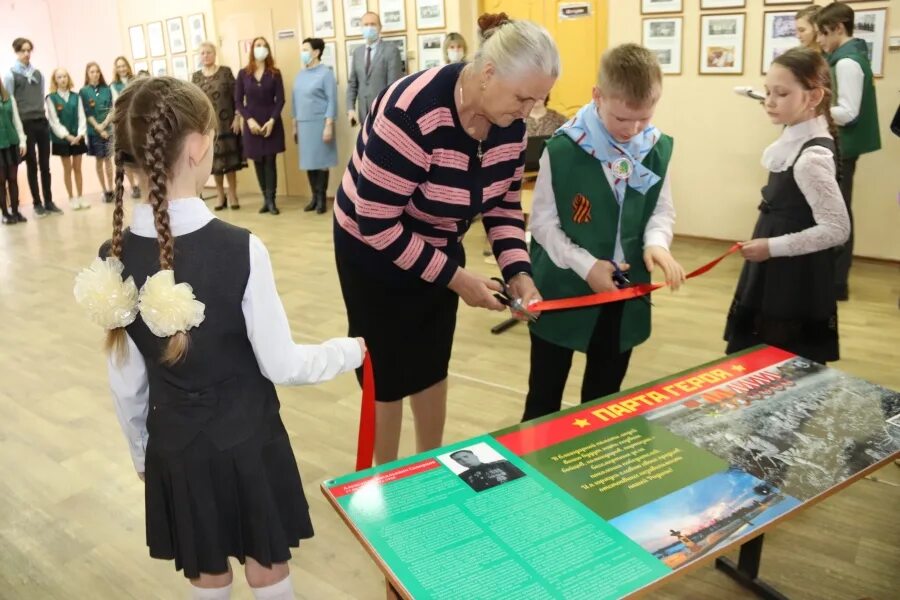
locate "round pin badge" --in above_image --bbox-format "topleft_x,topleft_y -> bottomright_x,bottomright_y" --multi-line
612,157 -> 633,180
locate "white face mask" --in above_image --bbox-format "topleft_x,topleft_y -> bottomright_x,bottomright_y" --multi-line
447,49 -> 463,63
253,46 -> 269,61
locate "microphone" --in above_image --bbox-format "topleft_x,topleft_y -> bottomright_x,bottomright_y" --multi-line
734,86 -> 765,101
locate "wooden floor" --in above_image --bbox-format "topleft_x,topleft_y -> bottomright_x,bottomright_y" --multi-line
0,193 -> 898,599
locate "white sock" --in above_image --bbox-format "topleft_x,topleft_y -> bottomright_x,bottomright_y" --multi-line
190,583 -> 232,600
251,576 -> 295,600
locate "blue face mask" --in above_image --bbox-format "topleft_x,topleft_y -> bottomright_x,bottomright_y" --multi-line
362,26 -> 378,42
301,50 -> 312,65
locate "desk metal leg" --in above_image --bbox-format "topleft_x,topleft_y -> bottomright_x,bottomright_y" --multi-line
715,534 -> 789,600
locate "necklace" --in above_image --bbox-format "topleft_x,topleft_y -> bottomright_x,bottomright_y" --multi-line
457,76 -> 485,164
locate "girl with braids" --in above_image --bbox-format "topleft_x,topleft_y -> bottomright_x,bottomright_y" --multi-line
725,47 -> 849,364
73,76 -> 364,599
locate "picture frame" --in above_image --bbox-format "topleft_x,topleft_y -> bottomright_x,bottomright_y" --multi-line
342,0 -> 368,38
345,39 -> 365,80
150,58 -> 168,77
311,0 -> 336,39
321,41 -> 338,78
699,13 -> 745,75
166,17 -> 187,55
379,0 -> 406,33
133,60 -> 149,75
641,0 -> 682,15
853,8 -> 887,77
761,11 -> 798,74
382,35 -> 408,74
643,17 -> 683,75
128,25 -> 147,60
417,32 -> 446,71
171,55 -> 190,81
147,21 -> 166,58
701,0 -> 744,9
187,14 -> 207,51
763,0 -> 812,5
415,0 -> 445,30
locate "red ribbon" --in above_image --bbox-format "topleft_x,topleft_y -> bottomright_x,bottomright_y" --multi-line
356,352 -> 377,471
353,243 -> 742,471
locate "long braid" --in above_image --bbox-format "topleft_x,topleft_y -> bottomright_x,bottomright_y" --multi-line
820,88 -> 842,182
104,150 -> 129,360
144,96 -> 189,365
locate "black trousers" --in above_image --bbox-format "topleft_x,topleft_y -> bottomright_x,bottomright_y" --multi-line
253,155 -> 278,200
0,163 -> 20,214
306,169 -> 329,205
23,118 -> 52,207
523,302 -> 632,422
834,156 -> 858,293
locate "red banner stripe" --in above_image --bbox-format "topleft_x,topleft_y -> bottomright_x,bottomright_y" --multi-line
355,353 -> 377,472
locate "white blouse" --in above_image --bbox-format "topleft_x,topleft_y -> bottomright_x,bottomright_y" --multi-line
108,198 -> 363,471
45,90 -> 87,140
760,115 -> 850,258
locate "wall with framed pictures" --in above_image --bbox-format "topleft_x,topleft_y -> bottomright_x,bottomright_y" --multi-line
609,0 -> 898,261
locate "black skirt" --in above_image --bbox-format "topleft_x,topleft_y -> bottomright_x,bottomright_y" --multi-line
144,416 -> 313,579
211,132 -> 246,175
335,242 -> 462,402
52,141 -> 87,156
0,144 -> 20,168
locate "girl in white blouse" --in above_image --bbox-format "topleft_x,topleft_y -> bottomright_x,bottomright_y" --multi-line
725,47 -> 849,364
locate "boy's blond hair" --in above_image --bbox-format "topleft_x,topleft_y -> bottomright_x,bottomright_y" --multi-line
598,43 -> 662,108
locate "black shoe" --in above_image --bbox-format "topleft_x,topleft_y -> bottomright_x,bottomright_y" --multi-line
103,191 -> 114,203
34,205 -> 48,218
46,203 -> 63,215
214,203 -> 227,211
2,213 -> 14,225
131,186 -> 141,199
270,205 -> 280,215
303,199 -> 316,212
316,201 -> 326,214
14,212 -> 27,223
230,204 -> 240,210
259,204 -> 270,214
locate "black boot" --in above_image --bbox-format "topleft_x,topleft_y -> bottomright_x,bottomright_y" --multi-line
259,195 -> 270,214
303,196 -> 316,212
268,192 -> 280,216
315,191 -> 326,214
2,212 -> 14,225
316,170 -> 328,214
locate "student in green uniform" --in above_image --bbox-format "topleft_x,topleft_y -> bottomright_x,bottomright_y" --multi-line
80,62 -> 115,203
47,68 -> 88,210
111,56 -> 140,199
0,79 -> 27,224
815,2 -> 881,301
524,43 -> 685,422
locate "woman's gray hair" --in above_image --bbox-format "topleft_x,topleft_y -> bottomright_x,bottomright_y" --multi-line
473,19 -> 560,79
198,41 -> 217,54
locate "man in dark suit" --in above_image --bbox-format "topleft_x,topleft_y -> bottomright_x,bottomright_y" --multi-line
450,449 -> 525,492
346,11 -> 403,127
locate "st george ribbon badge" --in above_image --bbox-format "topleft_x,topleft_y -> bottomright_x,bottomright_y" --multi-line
572,193 -> 591,224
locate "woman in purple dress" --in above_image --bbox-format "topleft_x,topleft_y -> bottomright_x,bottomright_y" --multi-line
235,37 -> 285,215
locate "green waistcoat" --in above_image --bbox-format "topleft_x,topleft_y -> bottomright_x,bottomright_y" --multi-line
79,85 -> 113,137
0,97 -> 19,148
48,92 -> 79,145
828,39 -> 880,158
529,133 -> 673,353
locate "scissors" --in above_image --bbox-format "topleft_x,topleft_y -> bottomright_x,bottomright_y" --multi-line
491,277 -> 538,322
603,259 -> 653,306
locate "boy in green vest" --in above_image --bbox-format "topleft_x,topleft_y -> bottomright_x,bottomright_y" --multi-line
815,2 -> 881,300
523,43 -> 685,422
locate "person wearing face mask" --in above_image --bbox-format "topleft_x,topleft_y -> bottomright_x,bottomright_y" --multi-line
346,11 -> 403,128
235,37 -> 286,215
292,38 -> 337,215
442,33 -> 468,64
524,43 -> 686,422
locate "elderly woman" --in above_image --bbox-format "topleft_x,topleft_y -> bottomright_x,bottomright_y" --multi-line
292,37 -> 337,214
334,13 -> 559,464
192,41 -> 245,210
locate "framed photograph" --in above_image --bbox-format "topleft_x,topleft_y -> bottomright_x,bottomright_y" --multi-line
133,60 -> 148,75
166,17 -> 187,55
379,0 -> 406,33
322,41 -> 338,79
129,25 -> 147,60
641,0 -> 682,15
192,53 -> 202,73
417,33 -> 446,71
854,9 -> 887,77
172,55 -> 190,80
147,21 -> 166,58
345,39 -> 365,80
761,11 -> 798,74
187,14 -> 207,51
643,17 -> 683,75
701,0 -> 744,8
342,0 -> 368,38
699,13 -> 745,75
415,0 -> 445,30
150,58 -> 168,77
311,0 -> 336,38
382,35 -> 407,74
763,0 -> 812,5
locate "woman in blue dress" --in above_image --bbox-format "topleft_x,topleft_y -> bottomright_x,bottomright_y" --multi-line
291,37 -> 337,214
